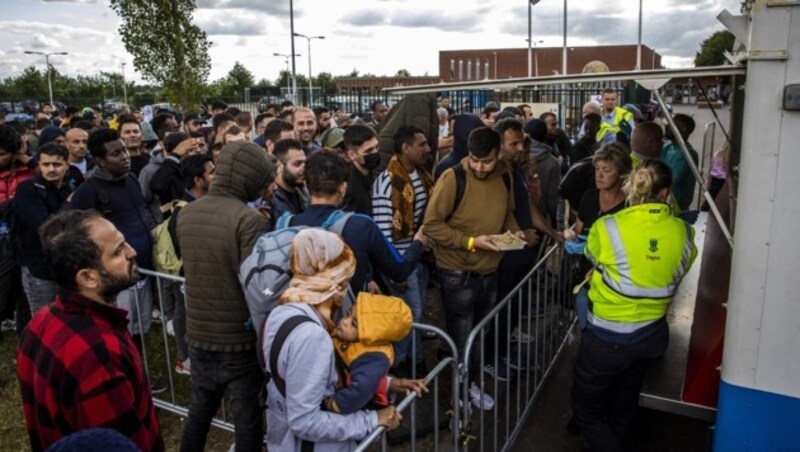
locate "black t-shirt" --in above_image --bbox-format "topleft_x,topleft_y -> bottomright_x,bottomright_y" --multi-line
343,164 -> 373,216
577,188 -> 626,233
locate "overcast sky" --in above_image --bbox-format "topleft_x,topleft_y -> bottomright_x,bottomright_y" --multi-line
0,0 -> 741,84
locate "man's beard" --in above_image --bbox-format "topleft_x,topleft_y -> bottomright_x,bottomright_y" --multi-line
99,261 -> 140,302
471,168 -> 491,180
283,171 -> 304,188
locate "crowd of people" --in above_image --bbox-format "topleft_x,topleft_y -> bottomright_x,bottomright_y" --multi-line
0,89 -> 704,451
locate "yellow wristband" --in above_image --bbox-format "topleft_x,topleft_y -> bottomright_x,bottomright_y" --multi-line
467,236 -> 476,252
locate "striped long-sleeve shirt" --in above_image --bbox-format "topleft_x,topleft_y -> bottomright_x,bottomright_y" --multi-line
371,169 -> 428,255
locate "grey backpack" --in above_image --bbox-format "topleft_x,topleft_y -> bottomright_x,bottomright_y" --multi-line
239,209 -> 354,347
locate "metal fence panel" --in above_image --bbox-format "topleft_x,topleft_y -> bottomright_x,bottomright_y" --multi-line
459,241 -> 578,451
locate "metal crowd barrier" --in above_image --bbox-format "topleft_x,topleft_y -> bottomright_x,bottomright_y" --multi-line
459,241 -> 578,451
134,269 -> 463,446
134,268 -> 236,432
355,323 -> 461,452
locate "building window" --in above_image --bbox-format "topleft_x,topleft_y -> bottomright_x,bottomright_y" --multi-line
450,59 -> 455,80
458,59 -> 464,81
467,59 -> 472,81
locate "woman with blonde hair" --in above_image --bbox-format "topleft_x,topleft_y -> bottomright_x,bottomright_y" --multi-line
262,229 -> 401,451
571,160 -> 698,451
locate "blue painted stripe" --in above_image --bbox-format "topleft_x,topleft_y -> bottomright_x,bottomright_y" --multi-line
715,379 -> 800,451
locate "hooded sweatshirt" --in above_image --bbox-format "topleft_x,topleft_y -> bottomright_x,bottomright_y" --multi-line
264,303 -> 378,452
178,141 -> 275,351
69,167 -> 155,270
434,113 -> 484,179
332,293 -> 412,414
530,139 -> 560,224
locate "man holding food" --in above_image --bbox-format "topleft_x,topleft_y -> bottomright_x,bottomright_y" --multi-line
424,126 -> 530,411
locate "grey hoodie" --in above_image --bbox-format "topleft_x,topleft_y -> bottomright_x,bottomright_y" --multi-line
530,139 -> 561,224
264,303 -> 378,451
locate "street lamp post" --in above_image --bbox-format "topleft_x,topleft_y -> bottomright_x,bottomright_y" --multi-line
274,52 -> 301,97
293,33 -> 325,107
636,0 -> 643,70
289,0 -> 297,104
562,0 -> 568,76
528,0 -> 541,78
24,50 -> 68,106
121,62 -> 128,105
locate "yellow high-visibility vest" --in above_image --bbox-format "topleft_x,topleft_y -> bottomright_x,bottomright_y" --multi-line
584,203 -> 697,333
597,106 -> 634,144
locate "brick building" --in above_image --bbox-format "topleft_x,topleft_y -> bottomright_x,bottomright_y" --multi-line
336,76 -> 440,94
439,45 -> 662,81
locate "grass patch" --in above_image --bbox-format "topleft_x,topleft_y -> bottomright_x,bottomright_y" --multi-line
0,322 -> 235,452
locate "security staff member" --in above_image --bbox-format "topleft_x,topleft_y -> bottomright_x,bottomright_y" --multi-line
571,160 -> 697,451
597,88 -> 634,146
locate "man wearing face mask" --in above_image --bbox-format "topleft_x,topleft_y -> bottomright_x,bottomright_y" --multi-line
342,125 -> 380,216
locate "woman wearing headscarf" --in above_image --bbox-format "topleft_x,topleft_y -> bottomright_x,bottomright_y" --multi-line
263,229 -> 401,451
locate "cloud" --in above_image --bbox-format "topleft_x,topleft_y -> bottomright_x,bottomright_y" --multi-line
30,33 -> 61,49
194,11 -> 266,35
196,0 -> 291,16
341,10 -> 387,26
42,0 -> 97,3
0,20 -> 108,40
390,9 -> 485,32
500,0 -> 729,59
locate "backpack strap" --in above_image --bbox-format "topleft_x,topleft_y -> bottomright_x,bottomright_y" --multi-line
445,164 -> 467,222
322,210 -> 354,235
87,177 -> 112,216
445,165 -> 510,221
269,315 -> 315,399
276,212 -> 293,230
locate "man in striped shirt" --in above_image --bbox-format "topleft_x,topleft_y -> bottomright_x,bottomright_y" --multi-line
371,125 -> 433,375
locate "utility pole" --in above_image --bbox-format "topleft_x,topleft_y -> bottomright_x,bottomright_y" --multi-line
24,50 -> 68,106
122,62 -> 128,105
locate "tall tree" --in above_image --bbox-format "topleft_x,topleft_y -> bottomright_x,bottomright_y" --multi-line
395,69 -> 412,77
313,72 -> 337,95
15,66 -> 47,98
694,30 -> 736,67
109,0 -> 211,111
218,62 -> 255,98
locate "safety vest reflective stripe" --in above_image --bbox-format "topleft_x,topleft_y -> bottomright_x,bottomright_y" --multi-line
599,216 -> 686,299
596,107 -> 633,142
671,221 -> 695,288
587,311 -> 658,334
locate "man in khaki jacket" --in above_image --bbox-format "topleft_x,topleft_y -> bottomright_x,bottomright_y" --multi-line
423,127 -> 528,411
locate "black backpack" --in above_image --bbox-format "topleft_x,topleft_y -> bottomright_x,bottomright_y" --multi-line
559,157 -> 595,209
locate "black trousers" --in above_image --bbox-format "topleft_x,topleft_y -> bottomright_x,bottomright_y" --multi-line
571,322 -> 669,452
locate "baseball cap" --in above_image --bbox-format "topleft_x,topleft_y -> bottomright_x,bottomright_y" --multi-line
321,127 -> 345,149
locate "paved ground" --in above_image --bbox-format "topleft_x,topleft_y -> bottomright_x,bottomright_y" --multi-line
511,332 -> 715,452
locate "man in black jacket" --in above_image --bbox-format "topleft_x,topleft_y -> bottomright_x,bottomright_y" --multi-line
15,143 -> 73,315
270,138 -> 308,223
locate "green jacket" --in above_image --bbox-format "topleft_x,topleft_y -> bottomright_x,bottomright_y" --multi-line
177,141 -> 275,351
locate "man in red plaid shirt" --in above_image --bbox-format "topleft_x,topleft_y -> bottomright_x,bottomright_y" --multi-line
16,209 -> 163,451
